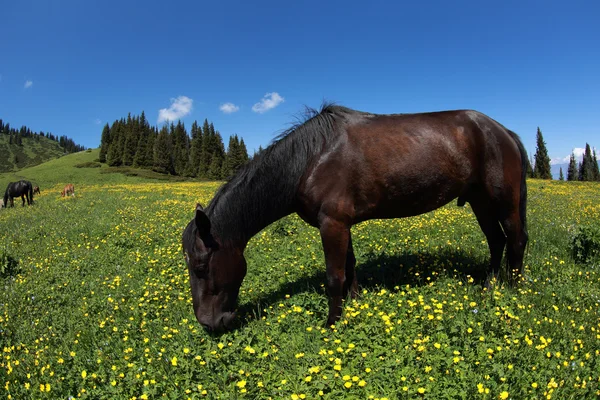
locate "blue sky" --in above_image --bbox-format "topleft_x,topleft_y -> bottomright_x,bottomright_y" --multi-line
1,0 -> 598,165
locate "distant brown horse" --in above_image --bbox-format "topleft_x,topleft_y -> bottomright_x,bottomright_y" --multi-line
182,104 -> 528,331
33,186 -> 40,195
61,184 -> 75,197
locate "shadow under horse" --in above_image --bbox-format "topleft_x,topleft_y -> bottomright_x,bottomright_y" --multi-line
2,180 -> 34,207
233,248 -> 489,329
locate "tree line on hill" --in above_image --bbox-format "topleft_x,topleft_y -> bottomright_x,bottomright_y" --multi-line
0,118 -> 85,153
99,112 -> 249,179
529,127 -> 599,181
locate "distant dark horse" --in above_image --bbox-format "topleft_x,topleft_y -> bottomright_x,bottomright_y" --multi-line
33,186 -> 41,195
3,180 -> 34,207
182,104 -> 528,331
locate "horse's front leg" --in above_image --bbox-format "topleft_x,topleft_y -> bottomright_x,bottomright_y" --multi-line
345,235 -> 359,299
320,217 -> 350,327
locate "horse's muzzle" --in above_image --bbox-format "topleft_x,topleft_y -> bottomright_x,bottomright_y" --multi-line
197,311 -> 236,332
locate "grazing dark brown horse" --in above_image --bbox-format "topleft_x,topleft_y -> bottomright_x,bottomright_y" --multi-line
33,186 -> 41,195
61,184 -> 75,197
3,180 -> 34,207
182,104 -> 528,331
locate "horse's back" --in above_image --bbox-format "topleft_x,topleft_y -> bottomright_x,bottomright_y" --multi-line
298,109 -> 523,224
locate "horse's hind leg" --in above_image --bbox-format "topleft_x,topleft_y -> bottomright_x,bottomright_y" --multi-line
319,217 -> 351,327
470,199 -> 506,288
500,211 -> 528,285
344,235 -> 359,299
21,194 -> 26,206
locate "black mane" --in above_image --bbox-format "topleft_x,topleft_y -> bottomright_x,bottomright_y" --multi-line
205,103 -> 361,244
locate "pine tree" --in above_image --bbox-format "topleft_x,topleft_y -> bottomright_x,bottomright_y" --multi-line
171,121 -> 189,176
107,121 -> 125,166
153,125 -> 174,174
252,145 -> 265,160
122,113 -> 138,166
533,127 -> 551,179
208,156 -> 222,180
592,148 -> 600,182
223,135 -> 250,177
188,121 -> 203,177
559,167 -> 564,181
198,119 -> 212,177
145,128 -> 157,169
190,120 -> 200,140
222,135 -> 240,178
182,159 -> 195,177
133,128 -> 148,167
99,123 -> 111,163
567,153 -> 578,181
133,112 -> 150,168
238,138 -> 249,164
213,131 -> 226,179
578,143 -> 594,181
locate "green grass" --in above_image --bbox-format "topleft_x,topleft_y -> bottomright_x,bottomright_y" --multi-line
0,134 -> 66,172
0,148 -> 193,195
1,153 -> 599,399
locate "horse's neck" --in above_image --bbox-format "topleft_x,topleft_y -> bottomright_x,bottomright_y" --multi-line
207,177 -> 296,248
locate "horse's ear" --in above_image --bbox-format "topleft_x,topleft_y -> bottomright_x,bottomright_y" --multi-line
195,204 -> 211,239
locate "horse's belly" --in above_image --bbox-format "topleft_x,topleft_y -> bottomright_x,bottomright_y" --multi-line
355,178 -> 466,222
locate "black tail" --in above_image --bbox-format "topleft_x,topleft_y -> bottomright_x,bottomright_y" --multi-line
506,130 -> 528,234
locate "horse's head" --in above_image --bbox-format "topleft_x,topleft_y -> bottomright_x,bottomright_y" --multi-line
182,203 -> 247,332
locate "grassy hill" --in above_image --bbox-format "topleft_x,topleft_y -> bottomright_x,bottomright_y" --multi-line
0,148 -> 195,195
0,133 -> 68,172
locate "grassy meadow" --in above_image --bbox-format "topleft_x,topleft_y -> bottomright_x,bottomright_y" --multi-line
1,150 -> 600,399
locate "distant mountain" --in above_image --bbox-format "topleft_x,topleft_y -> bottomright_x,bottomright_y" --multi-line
0,134 -> 68,172
551,163 -> 568,180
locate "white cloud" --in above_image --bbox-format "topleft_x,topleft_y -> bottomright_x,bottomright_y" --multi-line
24,80 -> 33,89
550,147 -> 587,165
550,156 -> 569,165
572,147 -> 586,158
158,96 -> 193,123
94,119 -> 102,125
220,102 -> 240,114
252,92 -> 284,113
